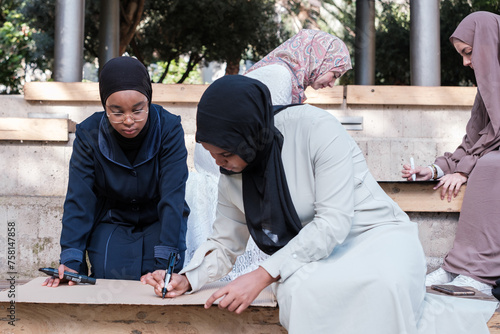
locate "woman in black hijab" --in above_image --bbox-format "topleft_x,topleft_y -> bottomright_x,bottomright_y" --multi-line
43,57 -> 190,286
143,75 -> 426,333
195,74 -> 302,255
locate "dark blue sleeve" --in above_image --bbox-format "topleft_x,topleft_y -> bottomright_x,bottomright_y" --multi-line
154,114 -> 189,271
59,125 -> 97,273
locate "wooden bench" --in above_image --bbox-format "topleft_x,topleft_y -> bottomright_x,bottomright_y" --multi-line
379,181 -> 464,212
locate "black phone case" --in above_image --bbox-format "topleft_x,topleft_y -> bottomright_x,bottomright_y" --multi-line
431,284 -> 475,296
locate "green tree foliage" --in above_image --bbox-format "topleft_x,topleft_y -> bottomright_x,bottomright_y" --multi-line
359,0 -> 500,86
321,0 -> 500,86
6,0 -> 500,91
375,1 -> 410,85
134,0 -> 285,81
0,0 -> 39,93
317,0 -> 355,85
23,0 -> 285,85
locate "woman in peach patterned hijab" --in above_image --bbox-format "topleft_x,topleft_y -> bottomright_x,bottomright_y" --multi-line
245,29 -> 352,103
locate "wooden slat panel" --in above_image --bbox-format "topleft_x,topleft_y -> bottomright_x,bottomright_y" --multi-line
0,303 -> 285,333
152,83 -> 208,103
24,82 -> 345,104
487,310 -> 500,334
23,82 -> 478,106
24,82 -> 100,101
23,82 -> 209,103
0,118 -> 69,141
304,86 -> 344,104
379,181 -> 464,212
347,85 -> 477,106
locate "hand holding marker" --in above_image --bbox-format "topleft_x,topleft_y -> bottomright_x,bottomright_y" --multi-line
162,252 -> 177,299
410,157 -> 416,181
39,267 -> 96,284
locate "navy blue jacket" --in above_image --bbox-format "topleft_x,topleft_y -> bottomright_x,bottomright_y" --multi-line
59,104 -> 189,273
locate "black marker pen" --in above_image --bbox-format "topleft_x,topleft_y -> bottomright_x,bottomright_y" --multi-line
39,267 -> 96,285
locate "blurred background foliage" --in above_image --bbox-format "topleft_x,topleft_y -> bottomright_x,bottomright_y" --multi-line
1,0 -> 499,93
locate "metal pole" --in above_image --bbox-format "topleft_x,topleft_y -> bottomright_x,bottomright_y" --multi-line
54,0 -> 85,82
355,0 -> 375,85
98,0 -> 120,70
410,0 -> 441,86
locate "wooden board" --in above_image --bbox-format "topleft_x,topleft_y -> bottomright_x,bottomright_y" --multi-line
24,82 -> 100,101
378,181 -> 465,212
487,310 -> 500,334
303,86 -> 344,104
23,82 -> 209,103
23,82 -> 479,106
0,277 -> 276,307
0,303 -> 284,333
346,85 -> 477,106
0,118 -> 69,141
152,83 -> 208,103
24,82 -> 344,105
0,277 -> 282,333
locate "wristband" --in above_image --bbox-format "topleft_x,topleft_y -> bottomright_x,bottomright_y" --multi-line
429,164 -> 438,180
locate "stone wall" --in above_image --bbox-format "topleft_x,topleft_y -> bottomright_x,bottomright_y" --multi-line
0,91 -> 471,280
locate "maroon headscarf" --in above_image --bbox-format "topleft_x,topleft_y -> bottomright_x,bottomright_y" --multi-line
436,11 -> 500,175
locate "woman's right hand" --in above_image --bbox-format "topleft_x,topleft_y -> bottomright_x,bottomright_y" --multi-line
140,271 -> 191,298
41,264 -> 78,287
401,163 -> 432,181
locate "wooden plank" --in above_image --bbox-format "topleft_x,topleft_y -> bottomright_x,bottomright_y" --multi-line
24,82 -> 100,101
23,82 -> 478,106
304,86 -> 344,104
152,83 -> 208,103
487,310 -> 500,334
0,118 -> 69,141
378,181 -> 465,212
23,82 -> 209,103
24,82 -> 344,104
0,278 -> 282,333
346,85 -> 477,106
0,303 -> 285,334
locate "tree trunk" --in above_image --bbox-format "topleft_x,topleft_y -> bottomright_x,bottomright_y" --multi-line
225,58 -> 241,75
157,59 -> 172,83
130,38 -> 144,64
178,52 -> 202,83
119,0 -> 145,55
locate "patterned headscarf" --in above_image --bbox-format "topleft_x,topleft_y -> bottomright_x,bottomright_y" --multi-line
245,29 -> 352,103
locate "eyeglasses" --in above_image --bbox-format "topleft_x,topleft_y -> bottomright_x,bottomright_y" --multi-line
106,109 -> 149,124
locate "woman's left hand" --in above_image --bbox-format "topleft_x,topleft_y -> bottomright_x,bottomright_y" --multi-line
205,266 -> 278,314
433,172 -> 468,202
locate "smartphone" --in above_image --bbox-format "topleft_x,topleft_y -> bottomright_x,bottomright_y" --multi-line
431,284 -> 475,296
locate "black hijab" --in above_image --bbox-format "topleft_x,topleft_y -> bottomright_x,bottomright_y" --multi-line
196,75 -> 302,255
99,57 -> 152,110
99,57 -> 152,161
